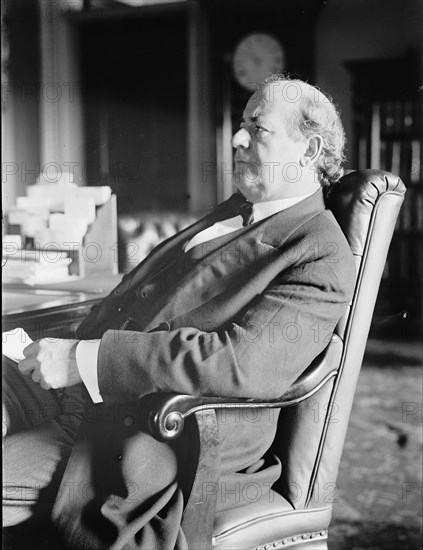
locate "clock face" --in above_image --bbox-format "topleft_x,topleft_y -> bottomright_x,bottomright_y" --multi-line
233,33 -> 285,91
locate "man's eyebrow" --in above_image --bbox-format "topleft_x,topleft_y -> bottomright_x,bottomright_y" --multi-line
240,115 -> 260,124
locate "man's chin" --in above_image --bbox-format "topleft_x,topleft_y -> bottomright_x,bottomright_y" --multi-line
235,182 -> 262,203
235,181 -> 251,198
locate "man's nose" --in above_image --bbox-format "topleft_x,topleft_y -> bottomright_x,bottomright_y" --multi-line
231,128 -> 250,150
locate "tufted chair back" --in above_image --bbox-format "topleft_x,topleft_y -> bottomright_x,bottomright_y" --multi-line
272,170 -> 406,511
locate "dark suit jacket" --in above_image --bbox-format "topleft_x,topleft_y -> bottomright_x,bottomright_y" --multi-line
53,190 -> 355,549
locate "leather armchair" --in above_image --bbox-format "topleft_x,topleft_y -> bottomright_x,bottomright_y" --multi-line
139,170 -> 406,549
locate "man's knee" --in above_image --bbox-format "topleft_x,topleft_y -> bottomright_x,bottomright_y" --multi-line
2,356 -> 63,434
121,430 -> 179,494
3,422 -> 75,527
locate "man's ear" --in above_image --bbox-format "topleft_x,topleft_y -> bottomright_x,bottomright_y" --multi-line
300,135 -> 323,167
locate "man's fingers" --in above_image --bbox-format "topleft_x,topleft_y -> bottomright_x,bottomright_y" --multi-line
31,370 -> 41,383
22,341 -> 40,358
18,358 -> 35,375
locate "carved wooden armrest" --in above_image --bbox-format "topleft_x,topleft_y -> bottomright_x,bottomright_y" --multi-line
140,335 -> 341,442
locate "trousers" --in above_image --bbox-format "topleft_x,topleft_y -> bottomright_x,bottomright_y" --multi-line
2,356 -> 86,528
2,357 -> 185,550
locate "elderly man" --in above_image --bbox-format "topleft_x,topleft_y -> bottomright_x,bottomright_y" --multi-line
3,75 -> 355,549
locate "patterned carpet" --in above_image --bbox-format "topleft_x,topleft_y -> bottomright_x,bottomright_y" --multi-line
329,338 -> 422,549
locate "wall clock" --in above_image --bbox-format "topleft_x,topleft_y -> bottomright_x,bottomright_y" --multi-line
232,33 -> 285,91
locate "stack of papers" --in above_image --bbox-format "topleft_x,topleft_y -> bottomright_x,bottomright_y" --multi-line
2,247 -> 73,285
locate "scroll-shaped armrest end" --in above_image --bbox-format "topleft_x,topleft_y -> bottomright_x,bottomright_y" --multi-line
140,335 -> 342,442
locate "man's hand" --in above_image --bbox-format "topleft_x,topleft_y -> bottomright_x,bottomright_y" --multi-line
18,339 -> 82,390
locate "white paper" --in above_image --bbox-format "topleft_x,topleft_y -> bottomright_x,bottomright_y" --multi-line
2,328 -> 33,363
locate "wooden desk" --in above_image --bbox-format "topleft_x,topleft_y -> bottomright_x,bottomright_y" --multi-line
2,275 -> 121,340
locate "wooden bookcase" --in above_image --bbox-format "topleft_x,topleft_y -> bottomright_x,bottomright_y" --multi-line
346,53 -> 422,336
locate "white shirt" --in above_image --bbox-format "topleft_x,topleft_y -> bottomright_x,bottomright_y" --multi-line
77,193 -> 313,403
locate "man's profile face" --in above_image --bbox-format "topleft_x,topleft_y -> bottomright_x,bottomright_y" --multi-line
232,82 -> 307,203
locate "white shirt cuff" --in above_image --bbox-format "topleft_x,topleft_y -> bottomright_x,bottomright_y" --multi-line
76,340 -> 103,403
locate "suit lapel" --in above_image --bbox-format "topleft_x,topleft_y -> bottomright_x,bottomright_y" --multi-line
139,220 -> 271,332
139,189 -> 327,332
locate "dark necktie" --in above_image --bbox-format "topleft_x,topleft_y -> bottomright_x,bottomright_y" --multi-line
239,201 -> 255,226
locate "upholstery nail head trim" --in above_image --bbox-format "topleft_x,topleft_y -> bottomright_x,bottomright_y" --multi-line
253,530 -> 329,549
